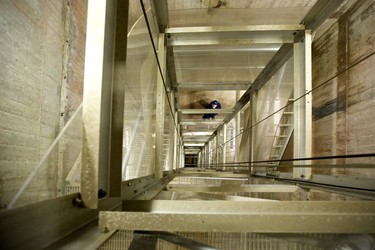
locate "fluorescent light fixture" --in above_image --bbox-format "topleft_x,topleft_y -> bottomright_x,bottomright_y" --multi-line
184,143 -> 205,147
174,45 -> 281,53
179,176 -> 247,181
183,132 -> 212,136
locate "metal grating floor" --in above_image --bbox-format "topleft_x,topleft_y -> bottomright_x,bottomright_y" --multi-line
99,230 -> 375,250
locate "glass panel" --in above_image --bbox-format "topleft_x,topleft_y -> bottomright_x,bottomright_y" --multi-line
253,57 -> 294,163
224,119 -> 236,164
163,97 -> 172,171
122,7 -> 158,180
174,45 -> 278,84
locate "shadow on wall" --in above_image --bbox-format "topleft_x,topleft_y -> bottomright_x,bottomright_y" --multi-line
184,99 -> 209,109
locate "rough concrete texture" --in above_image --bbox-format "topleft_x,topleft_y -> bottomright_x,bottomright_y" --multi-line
64,0 -> 87,115
312,0 -> 375,177
0,0 -> 87,208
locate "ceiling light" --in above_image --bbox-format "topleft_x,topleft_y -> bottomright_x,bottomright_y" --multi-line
184,143 -> 205,147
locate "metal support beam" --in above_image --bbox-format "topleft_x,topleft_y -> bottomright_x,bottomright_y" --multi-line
166,184 -> 301,193
178,82 -> 251,91
166,25 -> 305,46
176,125 -> 182,170
168,92 -> 176,171
222,124 -> 227,171
253,173 -> 375,200
234,91 -> 241,171
82,0 -> 118,208
212,137 -> 218,166
154,191 -> 273,201
99,200 -> 375,233
204,144 -> 209,168
172,112 -> 179,170
197,152 -> 202,168
179,109 -> 234,114
180,144 -> 185,169
293,30 -> 312,179
208,140 -> 212,167
155,33 -> 166,179
303,0 -> 345,31
150,0 -> 169,33
168,37 -> 292,47
248,93 -> 257,179
110,0 -> 129,197
166,46 -> 178,91
180,119 -> 224,126
177,170 -> 249,179
166,25 -> 305,34
183,135 -> 211,139
121,173 -> 176,200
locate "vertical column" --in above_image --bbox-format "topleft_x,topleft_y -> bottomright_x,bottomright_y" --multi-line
208,140 -> 212,168
155,34 -> 166,179
293,30 -> 312,179
222,124 -> 227,171
198,146 -> 202,169
215,134 -> 219,169
214,137 -> 222,169
109,0 -> 129,197
197,151 -> 201,169
250,93 -> 257,163
203,143 -> 208,169
206,143 -> 210,168
180,144 -> 184,169
234,91 -> 241,171
82,0 -> 117,208
172,111 -> 178,170
201,148 -> 204,169
176,125 -> 181,170
168,91 -> 176,171
248,93 -> 257,180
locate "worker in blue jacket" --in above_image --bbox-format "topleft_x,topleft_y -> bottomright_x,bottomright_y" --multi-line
202,100 -> 221,119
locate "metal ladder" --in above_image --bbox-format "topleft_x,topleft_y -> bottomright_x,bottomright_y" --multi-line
268,94 -> 294,167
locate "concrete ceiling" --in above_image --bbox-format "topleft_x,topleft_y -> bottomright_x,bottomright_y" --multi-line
167,0 -> 318,27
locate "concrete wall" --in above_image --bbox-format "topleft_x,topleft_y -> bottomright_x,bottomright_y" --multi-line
0,0 -> 87,208
58,0 -> 87,196
277,0 -> 375,195
312,0 -> 375,178
63,0 -> 88,117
